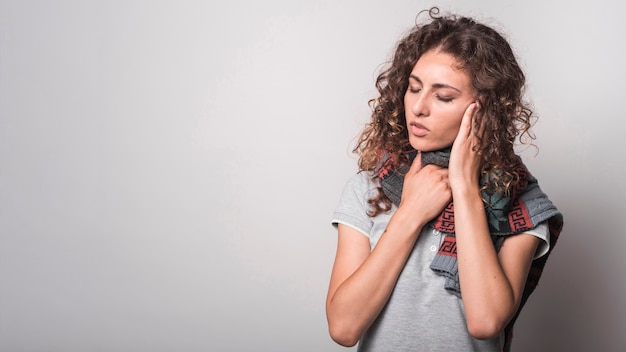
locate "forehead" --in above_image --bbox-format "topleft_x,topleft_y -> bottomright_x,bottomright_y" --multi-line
411,50 -> 471,88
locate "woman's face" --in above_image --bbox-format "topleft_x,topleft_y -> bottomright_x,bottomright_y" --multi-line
404,49 -> 476,152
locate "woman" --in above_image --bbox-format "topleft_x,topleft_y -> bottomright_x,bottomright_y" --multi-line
326,8 -> 563,352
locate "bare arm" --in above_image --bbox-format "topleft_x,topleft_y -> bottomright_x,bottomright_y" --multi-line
326,158 -> 452,346
449,103 -> 540,339
453,187 -> 539,339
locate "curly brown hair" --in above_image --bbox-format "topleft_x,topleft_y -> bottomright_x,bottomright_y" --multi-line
355,7 -> 535,216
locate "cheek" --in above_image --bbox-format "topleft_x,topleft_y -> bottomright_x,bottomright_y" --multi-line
440,109 -> 465,138
444,107 -> 465,126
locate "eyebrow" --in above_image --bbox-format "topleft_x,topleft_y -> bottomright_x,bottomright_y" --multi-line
409,74 -> 462,93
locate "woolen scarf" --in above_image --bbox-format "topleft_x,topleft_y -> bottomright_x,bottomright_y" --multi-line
378,147 -> 564,351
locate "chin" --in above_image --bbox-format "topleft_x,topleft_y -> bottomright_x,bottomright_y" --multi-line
409,140 -> 449,152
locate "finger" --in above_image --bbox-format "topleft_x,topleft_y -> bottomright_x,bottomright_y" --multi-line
473,102 -> 485,138
458,102 -> 478,140
407,151 -> 423,174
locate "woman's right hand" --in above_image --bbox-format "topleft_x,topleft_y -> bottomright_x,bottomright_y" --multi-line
327,155 -> 453,346
397,153 -> 452,230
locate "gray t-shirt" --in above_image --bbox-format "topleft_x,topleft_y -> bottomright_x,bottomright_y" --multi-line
331,172 -> 549,352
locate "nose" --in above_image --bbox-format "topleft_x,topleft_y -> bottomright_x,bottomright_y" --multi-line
410,93 -> 429,117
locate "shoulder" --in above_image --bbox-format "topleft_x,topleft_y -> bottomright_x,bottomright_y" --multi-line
333,171 -> 379,205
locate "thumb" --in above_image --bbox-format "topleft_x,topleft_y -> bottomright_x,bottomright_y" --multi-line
407,151 -> 423,174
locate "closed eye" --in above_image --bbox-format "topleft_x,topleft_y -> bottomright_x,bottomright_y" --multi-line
436,95 -> 454,103
408,86 -> 421,93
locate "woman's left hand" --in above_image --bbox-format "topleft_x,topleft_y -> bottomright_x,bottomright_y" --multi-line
449,102 -> 482,192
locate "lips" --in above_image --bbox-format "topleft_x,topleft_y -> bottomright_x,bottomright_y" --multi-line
409,121 -> 429,137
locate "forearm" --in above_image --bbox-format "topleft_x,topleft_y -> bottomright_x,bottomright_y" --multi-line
327,210 -> 425,346
453,187 -> 515,339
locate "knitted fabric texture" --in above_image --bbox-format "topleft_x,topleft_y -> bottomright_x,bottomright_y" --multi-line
378,147 -> 563,352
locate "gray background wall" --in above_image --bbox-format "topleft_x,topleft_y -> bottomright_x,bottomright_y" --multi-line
1,0 -> 624,351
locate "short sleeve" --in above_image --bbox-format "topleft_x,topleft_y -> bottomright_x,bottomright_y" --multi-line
522,221 -> 551,259
331,172 -> 376,238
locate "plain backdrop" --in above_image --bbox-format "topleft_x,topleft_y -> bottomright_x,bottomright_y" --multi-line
1,0 -> 625,351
